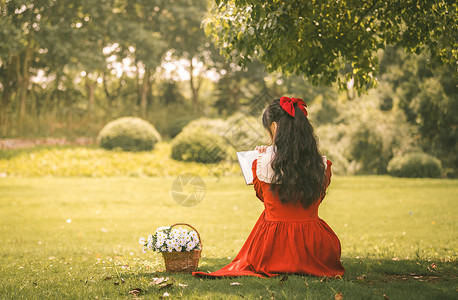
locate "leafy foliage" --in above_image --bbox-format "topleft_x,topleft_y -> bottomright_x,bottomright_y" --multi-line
166,115 -> 200,139
387,152 -> 443,178
0,1 -> 456,177
378,47 -> 457,176
181,117 -> 228,137
171,126 -> 227,163
205,0 -> 457,92
98,117 -> 161,151
172,114 -> 268,162
315,91 -> 418,175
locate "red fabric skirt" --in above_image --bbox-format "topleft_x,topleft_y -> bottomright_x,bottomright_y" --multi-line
192,210 -> 345,278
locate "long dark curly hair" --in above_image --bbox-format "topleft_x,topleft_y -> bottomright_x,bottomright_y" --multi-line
262,98 -> 326,208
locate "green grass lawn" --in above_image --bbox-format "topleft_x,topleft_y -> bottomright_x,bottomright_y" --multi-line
0,175 -> 457,299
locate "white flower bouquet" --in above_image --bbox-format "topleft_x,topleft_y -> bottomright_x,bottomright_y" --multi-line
139,223 -> 202,272
139,225 -> 201,253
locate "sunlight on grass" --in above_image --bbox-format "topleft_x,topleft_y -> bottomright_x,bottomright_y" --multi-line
0,176 -> 457,298
0,143 -> 240,177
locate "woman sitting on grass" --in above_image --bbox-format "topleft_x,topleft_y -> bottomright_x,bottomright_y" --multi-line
193,97 -> 345,278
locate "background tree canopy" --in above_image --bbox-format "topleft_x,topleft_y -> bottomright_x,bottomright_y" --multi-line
205,0 -> 457,92
0,0 -> 456,176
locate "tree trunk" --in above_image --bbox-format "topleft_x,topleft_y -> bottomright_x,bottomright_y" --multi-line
85,76 -> 96,120
140,68 -> 150,119
103,72 -> 124,120
17,47 -> 32,125
234,93 -> 240,111
67,104 -> 73,130
189,59 -> 202,113
0,60 -> 13,127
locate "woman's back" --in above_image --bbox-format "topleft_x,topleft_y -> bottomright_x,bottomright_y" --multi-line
192,97 -> 344,278
254,157 -> 333,222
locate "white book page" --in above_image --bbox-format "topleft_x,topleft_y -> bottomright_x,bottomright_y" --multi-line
236,150 -> 259,185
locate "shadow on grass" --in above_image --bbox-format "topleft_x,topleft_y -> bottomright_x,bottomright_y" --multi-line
111,257 -> 457,299
194,257 -> 457,281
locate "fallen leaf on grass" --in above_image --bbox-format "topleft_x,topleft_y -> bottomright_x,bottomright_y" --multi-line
103,276 -> 113,281
160,291 -> 170,298
178,283 -> 188,287
159,282 -> 174,290
128,288 -> 142,296
334,292 -> 343,300
356,275 -> 367,280
278,275 -> 288,285
150,277 -> 169,286
114,278 -> 125,285
230,282 -> 242,286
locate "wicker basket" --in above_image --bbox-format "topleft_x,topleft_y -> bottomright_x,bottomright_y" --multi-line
161,223 -> 202,273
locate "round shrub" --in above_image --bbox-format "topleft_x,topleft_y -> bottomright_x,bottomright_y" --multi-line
167,115 -> 199,139
387,152 -> 442,178
171,126 -> 227,163
98,117 -> 161,151
183,117 -> 228,136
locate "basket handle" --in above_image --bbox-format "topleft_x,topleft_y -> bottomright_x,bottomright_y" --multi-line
170,223 -> 203,251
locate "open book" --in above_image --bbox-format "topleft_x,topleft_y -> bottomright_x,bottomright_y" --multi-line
236,150 -> 259,185
236,149 -> 328,185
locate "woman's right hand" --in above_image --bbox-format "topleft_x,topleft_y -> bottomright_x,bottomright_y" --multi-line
255,145 -> 269,153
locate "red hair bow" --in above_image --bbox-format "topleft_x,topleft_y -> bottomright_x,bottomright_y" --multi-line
279,96 -> 308,117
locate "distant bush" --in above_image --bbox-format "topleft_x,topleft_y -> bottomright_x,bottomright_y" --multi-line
98,117 -> 161,151
171,114 -> 267,163
387,152 -> 442,178
171,126 -> 227,163
183,117 -> 228,137
167,115 -> 199,139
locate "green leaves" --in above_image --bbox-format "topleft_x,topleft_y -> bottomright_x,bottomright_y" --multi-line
207,0 -> 457,93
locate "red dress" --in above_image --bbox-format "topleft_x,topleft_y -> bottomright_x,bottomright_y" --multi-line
192,159 -> 345,278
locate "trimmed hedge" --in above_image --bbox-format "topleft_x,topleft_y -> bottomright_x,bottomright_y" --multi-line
387,152 -> 442,178
171,126 -> 227,163
98,117 -> 161,151
167,115 -> 199,139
